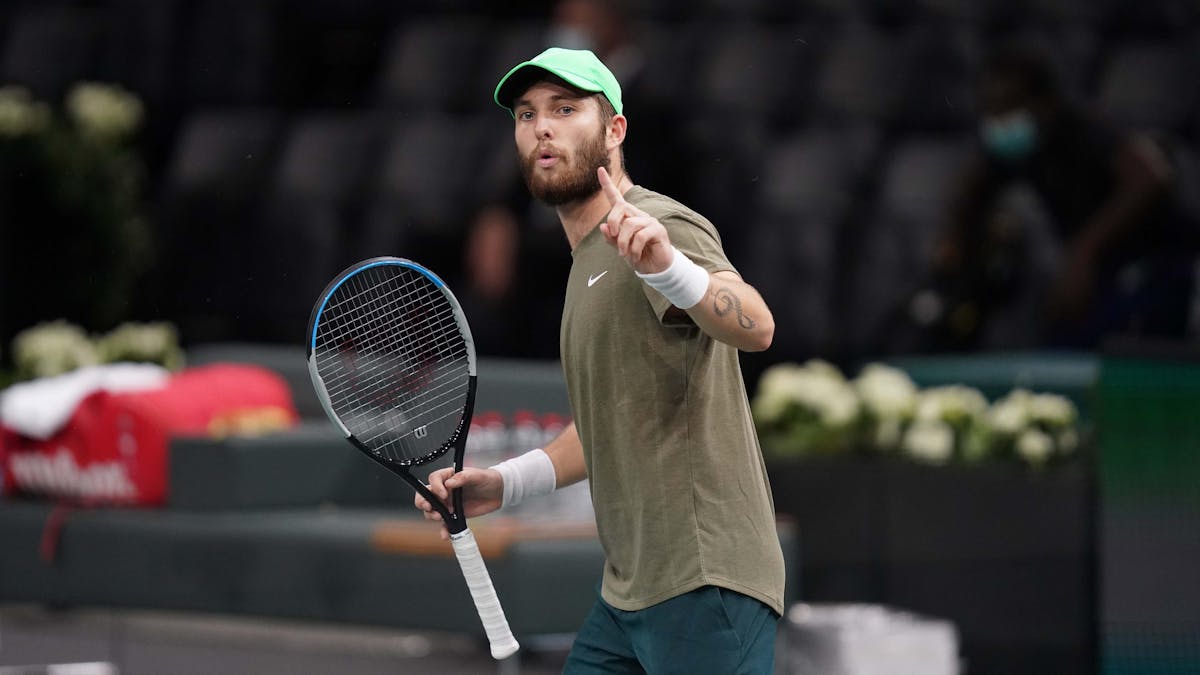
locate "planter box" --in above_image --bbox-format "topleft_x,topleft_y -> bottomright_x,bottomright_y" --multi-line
768,455 -> 1094,675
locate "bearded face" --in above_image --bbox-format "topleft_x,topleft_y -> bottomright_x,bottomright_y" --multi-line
520,119 -> 611,206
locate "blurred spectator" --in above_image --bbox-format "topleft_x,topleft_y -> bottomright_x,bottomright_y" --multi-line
459,0 -> 699,358
925,44 -> 1196,350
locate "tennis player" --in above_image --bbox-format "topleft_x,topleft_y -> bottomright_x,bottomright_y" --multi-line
417,47 -> 785,673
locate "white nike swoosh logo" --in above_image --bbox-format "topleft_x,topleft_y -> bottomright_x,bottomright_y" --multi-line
587,271 -> 609,287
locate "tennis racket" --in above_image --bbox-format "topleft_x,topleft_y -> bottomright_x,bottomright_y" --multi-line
306,256 -> 519,660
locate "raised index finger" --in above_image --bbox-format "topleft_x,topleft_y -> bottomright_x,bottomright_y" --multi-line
597,166 -> 625,207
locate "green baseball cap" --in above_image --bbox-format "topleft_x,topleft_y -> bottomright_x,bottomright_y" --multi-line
494,47 -> 623,117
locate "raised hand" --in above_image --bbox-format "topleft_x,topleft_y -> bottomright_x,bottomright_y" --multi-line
597,167 -> 673,275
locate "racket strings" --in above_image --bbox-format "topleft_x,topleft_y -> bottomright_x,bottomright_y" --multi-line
314,266 -> 471,463
321,271 -> 466,429
318,275 -> 466,408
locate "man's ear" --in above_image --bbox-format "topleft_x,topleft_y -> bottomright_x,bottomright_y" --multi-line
607,114 -> 627,151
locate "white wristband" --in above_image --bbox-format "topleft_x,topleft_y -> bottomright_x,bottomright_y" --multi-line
489,448 -> 556,509
636,246 -> 709,309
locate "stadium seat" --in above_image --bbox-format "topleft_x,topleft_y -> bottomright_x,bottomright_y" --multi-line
907,0 -> 1018,27
268,111 -> 382,204
842,135 -> 974,356
473,21 -> 548,109
691,22 -> 811,123
1023,0 -> 1116,28
895,24 -> 978,132
94,0 -> 179,106
630,21 -> 701,107
757,124 -> 882,220
243,111 -> 386,342
373,17 -> 488,112
0,5 -> 102,100
810,23 -> 919,127
749,124 -> 882,359
176,0 -> 277,106
1097,40 -> 1200,135
269,0 -> 397,108
360,114 -> 490,279
153,109 -> 284,344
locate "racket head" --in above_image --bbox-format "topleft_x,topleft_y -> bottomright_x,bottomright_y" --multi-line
307,257 -> 477,468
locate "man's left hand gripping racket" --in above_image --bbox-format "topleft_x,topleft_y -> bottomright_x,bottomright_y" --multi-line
306,256 -> 519,660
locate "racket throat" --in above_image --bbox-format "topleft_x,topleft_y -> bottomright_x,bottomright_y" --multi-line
396,468 -> 466,534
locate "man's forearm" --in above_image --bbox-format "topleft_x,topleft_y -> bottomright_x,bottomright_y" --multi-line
682,272 -> 775,352
543,421 -> 588,488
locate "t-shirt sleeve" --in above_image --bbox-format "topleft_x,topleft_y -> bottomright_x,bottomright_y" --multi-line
641,209 -> 739,323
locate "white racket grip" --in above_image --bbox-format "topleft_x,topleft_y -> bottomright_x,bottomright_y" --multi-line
450,528 -> 520,659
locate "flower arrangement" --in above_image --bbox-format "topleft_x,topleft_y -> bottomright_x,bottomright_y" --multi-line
753,360 -> 1081,469
10,320 -> 184,383
0,83 -> 152,348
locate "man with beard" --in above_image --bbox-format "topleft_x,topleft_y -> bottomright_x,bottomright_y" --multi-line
415,48 -> 785,673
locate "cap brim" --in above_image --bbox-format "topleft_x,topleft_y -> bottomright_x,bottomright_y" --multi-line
494,63 -> 605,115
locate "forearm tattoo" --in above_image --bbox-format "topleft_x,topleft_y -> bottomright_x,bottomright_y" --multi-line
713,286 -> 757,329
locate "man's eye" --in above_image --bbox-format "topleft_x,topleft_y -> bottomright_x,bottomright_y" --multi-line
559,106 -> 574,115
518,111 -> 534,121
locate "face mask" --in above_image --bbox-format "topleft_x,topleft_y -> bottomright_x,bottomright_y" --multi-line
546,26 -> 595,52
980,110 -> 1038,162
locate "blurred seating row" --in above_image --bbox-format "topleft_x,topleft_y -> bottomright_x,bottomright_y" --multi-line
2,0 -> 1198,361
2,2 -> 1198,132
145,104 -> 1200,356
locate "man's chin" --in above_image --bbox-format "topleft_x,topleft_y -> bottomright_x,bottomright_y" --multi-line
528,178 -> 599,207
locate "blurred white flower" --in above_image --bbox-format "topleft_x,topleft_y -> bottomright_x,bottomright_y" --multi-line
1016,429 -> 1055,467
1029,393 -> 1077,428
902,420 -> 955,464
752,363 -> 805,424
854,363 -> 918,420
66,83 -> 144,141
0,86 -> 50,137
754,360 -> 861,428
12,320 -> 100,380
986,389 -> 1033,435
914,385 -> 988,426
96,322 -> 185,371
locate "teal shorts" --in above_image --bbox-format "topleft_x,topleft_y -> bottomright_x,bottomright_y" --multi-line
563,585 -> 779,675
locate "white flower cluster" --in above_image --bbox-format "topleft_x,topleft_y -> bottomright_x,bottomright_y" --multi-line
10,320 -> 184,383
97,322 -> 185,372
0,86 -> 51,138
66,83 -> 144,141
12,320 -> 100,380
754,360 -> 1082,469
984,389 -> 1079,468
755,359 -> 860,427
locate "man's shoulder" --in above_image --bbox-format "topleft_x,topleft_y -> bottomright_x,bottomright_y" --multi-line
627,186 -> 717,233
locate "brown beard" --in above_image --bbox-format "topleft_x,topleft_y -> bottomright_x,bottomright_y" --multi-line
520,125 -> 610,206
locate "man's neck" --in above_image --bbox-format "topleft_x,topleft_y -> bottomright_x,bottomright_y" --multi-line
558,169 -> 633,250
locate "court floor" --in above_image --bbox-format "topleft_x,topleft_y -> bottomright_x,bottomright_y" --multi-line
0,605 -> 570,675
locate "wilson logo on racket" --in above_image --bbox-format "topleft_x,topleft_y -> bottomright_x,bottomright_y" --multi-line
413,425 -> 429,439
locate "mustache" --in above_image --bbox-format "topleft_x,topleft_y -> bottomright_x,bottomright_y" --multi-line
526,144 -> 565,163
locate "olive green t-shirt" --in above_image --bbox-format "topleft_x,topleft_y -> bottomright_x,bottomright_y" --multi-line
559,185 -> 785,615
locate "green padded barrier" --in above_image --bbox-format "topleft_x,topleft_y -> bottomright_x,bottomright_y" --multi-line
0,502 -> 798,638
1096,345 -> 1200,675
167,423 -> 424,511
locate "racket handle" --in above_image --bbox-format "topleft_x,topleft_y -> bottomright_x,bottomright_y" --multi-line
450,528 -> 520,660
